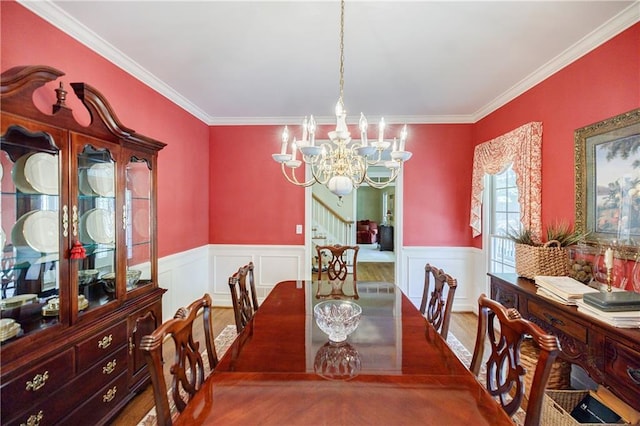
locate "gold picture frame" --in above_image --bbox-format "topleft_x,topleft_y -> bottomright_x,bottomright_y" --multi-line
574,108 -> 640,247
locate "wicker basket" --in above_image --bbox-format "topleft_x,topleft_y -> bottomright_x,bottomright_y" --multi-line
542,390 -> 626,425
520,338 -> 571,399
515,240 -> 569,279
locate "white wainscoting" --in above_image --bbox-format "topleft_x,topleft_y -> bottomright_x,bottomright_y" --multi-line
158,244 -> 486,321
397,246 -> 487,313
159,244 -> 307,319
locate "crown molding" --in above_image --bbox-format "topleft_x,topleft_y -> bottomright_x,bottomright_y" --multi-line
17,0 -> 212,123
472,1 -> 640,122
19,0 -> 639,127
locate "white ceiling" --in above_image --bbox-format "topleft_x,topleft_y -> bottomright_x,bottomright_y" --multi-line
21,1 -> 639,125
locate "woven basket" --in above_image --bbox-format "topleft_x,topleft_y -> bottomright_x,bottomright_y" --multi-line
542,390 -> 625,425
515,240 -> 569,279
520,338 -> 571,400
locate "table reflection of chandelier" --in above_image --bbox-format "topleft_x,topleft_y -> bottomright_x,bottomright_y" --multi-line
271,0 -> 412,198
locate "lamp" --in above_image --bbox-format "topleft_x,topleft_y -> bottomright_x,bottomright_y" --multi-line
271,0 -> 412,198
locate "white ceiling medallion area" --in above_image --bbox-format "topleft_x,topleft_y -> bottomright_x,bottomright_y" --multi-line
18,1 -> 640,126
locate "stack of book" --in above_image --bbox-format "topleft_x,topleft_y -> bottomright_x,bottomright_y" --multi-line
576,300 -> 640,328
579,290 -> 640,328
534,275 -> 599,305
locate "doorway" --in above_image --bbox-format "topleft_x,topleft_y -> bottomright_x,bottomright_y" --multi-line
306,172 -> 403,284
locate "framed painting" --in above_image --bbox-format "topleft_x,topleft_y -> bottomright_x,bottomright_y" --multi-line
575,108 -> 640,246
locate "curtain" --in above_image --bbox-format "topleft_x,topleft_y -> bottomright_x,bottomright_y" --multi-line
470,122 -> 543,240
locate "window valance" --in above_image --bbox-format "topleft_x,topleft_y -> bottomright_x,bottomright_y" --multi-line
470,122 -> 542,240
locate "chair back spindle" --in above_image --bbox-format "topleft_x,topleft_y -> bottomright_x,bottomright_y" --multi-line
228,262 -> 258,333
140,293 -> 218,426
470,294 -> 561,426
315,244 -> 359,299
419,264 -> 457,338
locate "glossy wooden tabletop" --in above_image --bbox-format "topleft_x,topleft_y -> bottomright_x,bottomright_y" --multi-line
174,281 -> 513,425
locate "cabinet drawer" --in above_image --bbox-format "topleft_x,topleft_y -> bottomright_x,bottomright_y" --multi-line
61,372 -> 128,425
604,338 -> 640,397
1,348 -> 74,418
67,345 -> 129,407
527,301 -> 587,343
76,322 -> 127,371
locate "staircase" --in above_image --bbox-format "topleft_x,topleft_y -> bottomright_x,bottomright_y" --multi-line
312,194 -> 356,266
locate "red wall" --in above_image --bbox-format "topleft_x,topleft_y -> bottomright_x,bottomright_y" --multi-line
3,2 -> 639,252
402,124 -> 475,246
209,125 -> 305,245
1,1 -> 210,257
474,23 -> 640,246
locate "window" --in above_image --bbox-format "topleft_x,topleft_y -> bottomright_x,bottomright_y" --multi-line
488,165 -> 519,273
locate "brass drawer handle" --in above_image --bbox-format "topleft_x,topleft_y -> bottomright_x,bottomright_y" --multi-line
103,359 -> 117,375
98,334 -> 113,349
62,205 -> 69,237
627,367 -> 640,385
20,410 -> 43,426
543,313 -> 565,327
103,386 -> 117,403
25,371 -> 49,391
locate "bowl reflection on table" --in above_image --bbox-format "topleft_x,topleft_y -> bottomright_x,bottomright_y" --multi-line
313,300 -> 362,343
314,341 -> 361,381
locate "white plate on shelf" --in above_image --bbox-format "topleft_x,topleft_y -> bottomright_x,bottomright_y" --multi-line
12,210 -> 59,254
24,152 -> 58,195
80,208 -> 115,244
87,163 -> 115,197
11,154 -> 36,194
78,169 -> 95,196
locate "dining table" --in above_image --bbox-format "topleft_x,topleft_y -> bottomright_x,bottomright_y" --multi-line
173,280 -> 514,425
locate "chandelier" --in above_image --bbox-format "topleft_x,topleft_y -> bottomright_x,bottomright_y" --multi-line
271,0 -> 412,198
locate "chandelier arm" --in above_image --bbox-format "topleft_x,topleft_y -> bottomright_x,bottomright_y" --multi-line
280,163 -> 317,187
364,150 -> 385,166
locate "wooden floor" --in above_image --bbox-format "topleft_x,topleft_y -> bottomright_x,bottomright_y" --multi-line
112,262 -> 480,425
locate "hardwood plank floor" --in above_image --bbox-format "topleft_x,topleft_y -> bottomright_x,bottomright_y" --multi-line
112,263 -> 480,425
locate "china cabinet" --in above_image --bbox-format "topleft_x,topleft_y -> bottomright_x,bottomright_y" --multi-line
0,66 -> 166,425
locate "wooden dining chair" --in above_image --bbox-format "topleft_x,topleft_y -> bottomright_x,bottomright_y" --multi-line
419,263 -> 457,338
140,293 -> 219,426
228,261 -> 259,333
470,294 -> 561,426
315,244 -> 359,299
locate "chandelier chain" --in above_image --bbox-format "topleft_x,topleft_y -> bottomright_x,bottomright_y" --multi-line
272,0 -> 412,198
339,0 -> 345,102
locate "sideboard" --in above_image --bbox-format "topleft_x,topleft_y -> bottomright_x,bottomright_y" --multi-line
489,273 -> 640,411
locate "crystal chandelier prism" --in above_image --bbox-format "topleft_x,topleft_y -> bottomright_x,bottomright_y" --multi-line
272,0 -> 412,198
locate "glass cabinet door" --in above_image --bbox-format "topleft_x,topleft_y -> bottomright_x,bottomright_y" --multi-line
1,125 -> 62,343
125,157 -> 151,292
76,144 -> 117,312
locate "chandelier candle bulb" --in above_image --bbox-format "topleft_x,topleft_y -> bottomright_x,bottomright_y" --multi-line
400,125 -> 407,151
309,115 -> 317,146
281,126 -> 289,154
270,0 -> 412,197
604,248 -> 614,269
302,117 -> 308,144
359,113 -> 368,146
